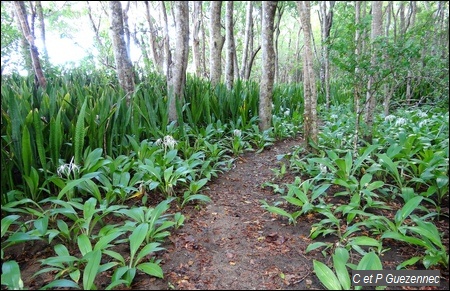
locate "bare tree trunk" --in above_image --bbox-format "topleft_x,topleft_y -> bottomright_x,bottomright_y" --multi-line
161,1 -> 171,77
168,1 -> 189,122
86,1 -> 104,48
319,1 -> 335,109
353,1 -> 361,154
122,1 -> 131,61
246,45 -> 261,80
294,25 -> 303,83
298,1 -> 318,151
200,6 -> 207,78
210,1 -> 224,86
225,1 -> 235,90
259,1 -> 277,131
240,1 -> 253,80
144,1 -> 163,73
274,2 -> 284,83
14,1 -> 46,88
363,1 -> 383,143
405,1 -> 416,105
109,1 -> 135,99
35,1 -> 48,61
383,1 -> 392,116
192,1 -> 202,77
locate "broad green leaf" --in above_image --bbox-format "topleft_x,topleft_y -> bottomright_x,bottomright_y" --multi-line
137,262 -> 164,278
394,196 -> 423,226
40,279 -> 81,290
82,197 -> 97,231
129,223 -> 149,264
5,232 -> 41,244
381,231 -> 428,248
57,172 -> 101,200
77,234 -> 92,256
348,236 -> 381,247
313,260 -> 342,290
34,216 -> 49,236
357,252 -> 383,270
1,260 -> 23,290
1,215 -> 20,238
94,230 -> 124,251
305,242 -> 330,253
136,242 -> 164,264
311,184 -> 331,200
333,248 -> 351,290
83,250 -> 101,290
396,256 -> 421,270
103,250 -> 125,265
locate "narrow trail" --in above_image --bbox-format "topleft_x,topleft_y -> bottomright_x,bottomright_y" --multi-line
135,136 -> 321,290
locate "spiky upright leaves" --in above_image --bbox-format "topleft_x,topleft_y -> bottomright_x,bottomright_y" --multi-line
74,100 -> 87,166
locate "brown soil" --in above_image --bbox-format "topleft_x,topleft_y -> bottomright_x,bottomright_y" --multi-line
3,137 -> 449,290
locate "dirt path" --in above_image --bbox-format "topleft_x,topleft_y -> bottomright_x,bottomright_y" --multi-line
133,137 -> 322,290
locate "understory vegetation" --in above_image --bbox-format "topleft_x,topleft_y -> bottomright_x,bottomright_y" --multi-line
1,70 -> 449,289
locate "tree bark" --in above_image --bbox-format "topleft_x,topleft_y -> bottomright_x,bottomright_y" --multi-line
240,1 -> 253,80
13,1 -> 46,88
297,1 -> 318,151
353,0 -> 361,154
225,1 -> 235,90
192,1 -> 202,77
35,1 -> 48,61
144,1 -> 162,73
319,1 -> 334,109
363,1 -> 383,143
274,2 -> 284,83
259,1 -> 276,131
168,1 -> 189,122
109,1 -> 135,99
161,1 -> 171,77
209,1 -> 224,86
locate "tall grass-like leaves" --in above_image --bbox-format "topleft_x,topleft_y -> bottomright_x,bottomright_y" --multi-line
74,100 -> 87,166
21,122 -> 32,178
33,109 -> 47,172
50,109 -> 63,168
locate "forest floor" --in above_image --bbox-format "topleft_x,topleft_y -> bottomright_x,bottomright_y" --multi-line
5,136 -> 449,290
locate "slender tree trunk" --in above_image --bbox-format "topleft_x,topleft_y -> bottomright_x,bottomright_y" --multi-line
168,1 -> 189,122
210,1 -> 224,86
192,1 -> 202,77
383,1 -> 392,116
161,1 -> 171,77
320,1 -> 334,109
259,1 -> 277,131
109,1 -> 135,99
122,1 -> 131,61
294,25 -> 302,83
405,2 -> 416,105
225,1 -> 235,90
298,1 -> 318,151
353,1 -> 361,154
363,1 -> 383,143
246,45 -> 261,80
274,2 -> 284,83
240,1 -> 253,80
200,6 -> 207,78
14,1 -> 46,88
35,1 -> 48,61
144,1 -> 163,73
